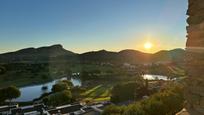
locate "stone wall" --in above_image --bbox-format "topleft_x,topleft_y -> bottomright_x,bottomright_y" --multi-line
186,0 -> 204,114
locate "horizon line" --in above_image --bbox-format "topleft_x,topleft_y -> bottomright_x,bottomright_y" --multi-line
0,44 -> 185,55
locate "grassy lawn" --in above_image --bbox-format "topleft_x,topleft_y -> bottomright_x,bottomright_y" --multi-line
167,65 -> 186,76
81,83 -> 114,102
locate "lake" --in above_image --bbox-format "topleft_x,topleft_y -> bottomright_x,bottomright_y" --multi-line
14,77 -> 82,102
142,74 -> 168,80
14,74 -> 168,102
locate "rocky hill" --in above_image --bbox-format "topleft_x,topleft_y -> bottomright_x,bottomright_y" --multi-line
0,44 -> 76,63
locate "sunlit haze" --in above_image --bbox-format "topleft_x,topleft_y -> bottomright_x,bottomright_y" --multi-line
0,0 -> 187,53
144,42 -> 153,50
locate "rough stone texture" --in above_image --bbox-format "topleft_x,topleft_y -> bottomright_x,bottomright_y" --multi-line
185,0 -> 204,114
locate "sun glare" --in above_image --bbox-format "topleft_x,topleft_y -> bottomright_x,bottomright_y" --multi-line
144,42 -> 152,49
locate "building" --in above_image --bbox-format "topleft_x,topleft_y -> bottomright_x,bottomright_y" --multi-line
47,104 -> 83,115
0,101 -> 111,115
11,104 -> 46,115
0,105 -> 18,115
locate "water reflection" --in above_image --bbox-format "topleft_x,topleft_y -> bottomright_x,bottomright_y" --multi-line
15,75 -> 168,102
142,74 -> 168,80
15,77 -> 81,102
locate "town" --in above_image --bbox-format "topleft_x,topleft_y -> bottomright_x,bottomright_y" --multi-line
0,101 -> 112,115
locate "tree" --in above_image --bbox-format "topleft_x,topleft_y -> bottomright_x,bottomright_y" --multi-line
46,90 -> 72,106
51,82 -> 69,93
102,105 -> 126,115
1,86 -> 21,104
51,80 -> 73,93
42,97 -> 49,105
0,88 -> 7,104
111,81 -> 146,103
124,104 -> 146,115
6,86 -> 21,101
62,80 -> 73,88
103,83 -> 184,115
0,66 -> 6,75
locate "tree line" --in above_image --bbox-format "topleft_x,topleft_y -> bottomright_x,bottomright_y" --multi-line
103,83 -> 184,115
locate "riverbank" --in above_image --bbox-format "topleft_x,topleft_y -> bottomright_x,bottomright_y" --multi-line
0,77 -> 53,88
14,77 -> 82,102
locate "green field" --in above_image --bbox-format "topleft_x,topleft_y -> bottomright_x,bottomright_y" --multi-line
81,83 -> 115,102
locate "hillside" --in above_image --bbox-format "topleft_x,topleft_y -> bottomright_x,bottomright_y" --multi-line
0,45 -> 185,64
0,44 -> 76,63
79,48 -> 185,64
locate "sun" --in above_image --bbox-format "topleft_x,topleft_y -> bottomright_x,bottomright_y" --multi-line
144,42 -> 152,49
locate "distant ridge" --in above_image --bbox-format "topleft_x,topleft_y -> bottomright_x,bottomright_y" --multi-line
0,44 -> 185,64
80,48 -> 185,64
2,44 -> 74,55
0,44 -> 75,63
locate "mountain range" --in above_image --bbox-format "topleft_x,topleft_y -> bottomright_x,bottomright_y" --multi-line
0,44 -> 185,64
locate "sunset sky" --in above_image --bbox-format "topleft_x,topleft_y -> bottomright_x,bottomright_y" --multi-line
0,0 -> 188,53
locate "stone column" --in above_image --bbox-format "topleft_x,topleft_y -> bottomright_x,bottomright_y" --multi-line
186,0 -> 204,114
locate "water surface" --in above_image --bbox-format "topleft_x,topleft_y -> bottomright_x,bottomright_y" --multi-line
15,74 -> 168,102
142,74 -> 168,80
15,77 -> 81,102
